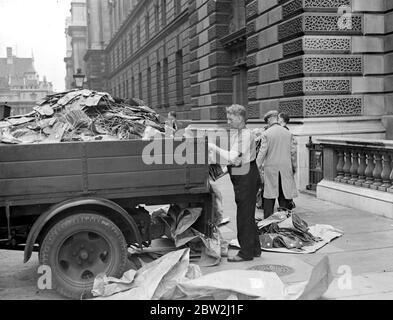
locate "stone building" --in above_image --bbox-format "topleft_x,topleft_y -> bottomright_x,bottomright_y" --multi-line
69,0 -> 393,194
0,47 -> 53,116
64,0 -> 88,90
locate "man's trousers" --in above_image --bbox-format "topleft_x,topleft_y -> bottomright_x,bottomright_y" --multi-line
263,172 -> 290,219
228,161 -> 261,260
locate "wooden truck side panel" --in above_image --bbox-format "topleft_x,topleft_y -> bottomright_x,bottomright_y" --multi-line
0,138 -> 209,205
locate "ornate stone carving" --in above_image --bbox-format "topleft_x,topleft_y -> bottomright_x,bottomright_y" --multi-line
282,0 -> 303,19
283,0 -> 352,19
279,96 -> 362,117
304,78 -> 351,93
283,78 -> 351,95
283,39 -> 304,57
303,56 -> 362,74
303,36 -> 351,52
304,97 -> 362,116
248,69 -> 259,84
279,56 -> 362,79
279,58 -> 304,78
278,14 -> 362,41
247,104 -> 259,118
246,1 -> 258,20
304,14 -> 362,34
279,99 -> 304,116
283,36 -> 351,57
284,80 -> 304,95
247,34 -> 259,52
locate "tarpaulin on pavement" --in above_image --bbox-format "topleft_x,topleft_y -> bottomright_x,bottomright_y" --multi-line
92,249 -> 202,300
92,249 -> 333,300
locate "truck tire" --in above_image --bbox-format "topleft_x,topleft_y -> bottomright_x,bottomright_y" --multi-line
39,213 -> 128,299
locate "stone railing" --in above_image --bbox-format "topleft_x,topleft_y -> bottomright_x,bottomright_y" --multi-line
317,137 -> 393,194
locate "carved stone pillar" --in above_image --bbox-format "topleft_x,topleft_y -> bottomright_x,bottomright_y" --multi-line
334,149 -> 345,182
349,151 -> 359,185
342,150 -> 352,183
355,151 -> 367,186
370,152 -> 383,190
362,152 -> 375,188
379,153 -> 392,191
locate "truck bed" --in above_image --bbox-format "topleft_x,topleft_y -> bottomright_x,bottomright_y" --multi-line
0,138 -> 209,206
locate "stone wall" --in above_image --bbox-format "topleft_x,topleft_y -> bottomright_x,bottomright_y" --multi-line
106,0 -> 192,119
246,0 -> 392,120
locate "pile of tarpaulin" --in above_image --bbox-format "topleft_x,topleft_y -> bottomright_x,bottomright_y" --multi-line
231,210 -> 343,254
0,89 -> 165,144
129,205 -> 223,267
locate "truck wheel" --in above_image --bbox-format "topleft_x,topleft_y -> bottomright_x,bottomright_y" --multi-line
39,213 -> 128,299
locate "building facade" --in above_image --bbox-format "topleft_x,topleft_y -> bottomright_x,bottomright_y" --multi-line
64,0 -> 88,90
0,47 -> 53,116
68,0 -> 393,190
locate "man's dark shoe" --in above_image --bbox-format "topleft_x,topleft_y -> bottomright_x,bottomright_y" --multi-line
228,255 -> 253,262
254,252 -> 262,258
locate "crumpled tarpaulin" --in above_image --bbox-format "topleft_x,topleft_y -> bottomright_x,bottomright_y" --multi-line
230,211 -> 343,254
92,249 -> 202,300
131,206 -> 222,267
92,249 -> 333,300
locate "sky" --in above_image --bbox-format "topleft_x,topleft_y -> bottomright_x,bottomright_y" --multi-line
0,0 -> 72,92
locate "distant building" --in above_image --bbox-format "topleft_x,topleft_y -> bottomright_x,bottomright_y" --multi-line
64,0 -> 88,90
0,47 -> 53,116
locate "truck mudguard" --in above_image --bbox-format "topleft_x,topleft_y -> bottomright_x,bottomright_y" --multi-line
24,197 -> 142,263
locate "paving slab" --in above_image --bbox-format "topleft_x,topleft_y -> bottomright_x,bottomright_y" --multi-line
323,272 -> 393,299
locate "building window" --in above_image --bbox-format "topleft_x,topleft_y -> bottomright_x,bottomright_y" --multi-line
131,76 -> 135,98
161,0 -> 167,27
174,0 -> 181,16
145,14 -> 150,41
176,50 -> 184,104
124,39 -> 127,60
129,31 -> 133,54
126,79 -> 129,98
163,58 -> 169,106
117,46 -> 120,67
139,72 -> 143,100
157,62 -> 162,106
137,24 -> 141,48
147,67 -> 152,105
154,4 -> 159,33
229,0 -> 246,33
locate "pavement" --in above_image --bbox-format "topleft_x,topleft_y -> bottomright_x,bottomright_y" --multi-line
1,174 -> 393,300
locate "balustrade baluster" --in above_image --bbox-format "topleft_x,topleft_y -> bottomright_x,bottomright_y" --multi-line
388,156 -> 393,194
342,149 -> 352,183
371,152 -> 383,190
334,149 -> 345,182
379,153 -> 392,192
349,150 -> 359,185
362,151 -> 375,188
355,151 -> 367,187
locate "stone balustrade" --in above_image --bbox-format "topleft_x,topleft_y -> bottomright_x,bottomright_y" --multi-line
317,137 -> 393,194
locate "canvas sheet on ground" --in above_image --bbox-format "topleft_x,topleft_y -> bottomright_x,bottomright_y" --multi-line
230,224 -> 344,255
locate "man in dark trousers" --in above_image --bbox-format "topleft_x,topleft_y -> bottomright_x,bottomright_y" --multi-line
257,111 -> 298,219
278,112 -> 296,210
208,104 -> 261,262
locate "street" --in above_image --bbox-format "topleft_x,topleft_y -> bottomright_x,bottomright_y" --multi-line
1,174 -> 393,300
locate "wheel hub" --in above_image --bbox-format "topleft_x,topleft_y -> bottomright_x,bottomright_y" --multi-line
57,231 -> 112,284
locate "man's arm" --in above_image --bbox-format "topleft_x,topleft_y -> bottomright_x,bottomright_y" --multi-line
256,134 -> 268,174
208,143 -> 241,165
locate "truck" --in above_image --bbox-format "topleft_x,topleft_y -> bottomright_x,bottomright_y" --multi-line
0,137 -> 213,299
